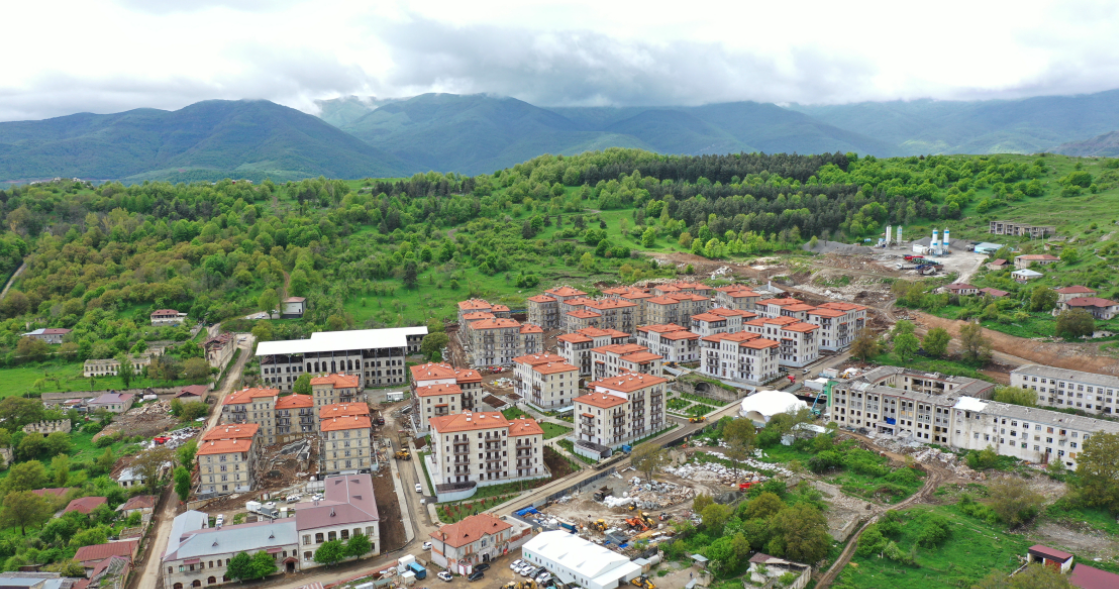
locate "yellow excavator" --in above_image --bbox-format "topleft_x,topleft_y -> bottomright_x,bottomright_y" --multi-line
503,581 -> 538,589
631,576 -> 656,589
590,519 -> 607,532
689,416 -> 706,423
394,450 -> 411,460
640,512 -> 656,527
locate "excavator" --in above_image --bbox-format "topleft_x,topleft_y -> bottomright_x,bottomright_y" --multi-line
625,517 -> 649,532
394,450 -> 411,461
590,519 -> 607,532
631,576 -> 656,589
504,581 -> 538,589
689,416 -> 706,423
639,512 -> 656,527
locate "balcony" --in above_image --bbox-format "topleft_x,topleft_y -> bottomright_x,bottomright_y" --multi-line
453,445 -> 470,455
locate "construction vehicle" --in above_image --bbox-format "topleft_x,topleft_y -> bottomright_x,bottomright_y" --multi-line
810,381 -> 831,417
640,512 -> 656,526
625,517 -> 649,531
631,576 -> 656,589
590,519 -> 607,532
626,504 -> 636,511
689,416 -> 706,423
739,482 -> 756,491
504,581 -> 537,589
659,512 -> 669,521
394,450 -> 411,461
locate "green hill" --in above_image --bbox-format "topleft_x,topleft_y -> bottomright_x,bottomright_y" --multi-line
0,99 -> 412,183
1052,130 -> 1119,157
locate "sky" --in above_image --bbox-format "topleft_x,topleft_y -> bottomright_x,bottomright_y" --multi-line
1,0 -> 1118,121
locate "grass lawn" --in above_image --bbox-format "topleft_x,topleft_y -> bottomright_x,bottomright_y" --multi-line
540,422 -> 572,440
501,407 -> 528,420
832,504 -> 1030,589
557,439 -> 597,465
866,352 -> 992,382
0,359 -> 199,399
1044,497 -> 1119,537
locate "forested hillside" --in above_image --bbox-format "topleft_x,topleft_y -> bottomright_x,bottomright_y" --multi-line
0,149 -> 1115,396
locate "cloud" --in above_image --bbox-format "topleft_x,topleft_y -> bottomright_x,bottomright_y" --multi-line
112,0 -> 305,14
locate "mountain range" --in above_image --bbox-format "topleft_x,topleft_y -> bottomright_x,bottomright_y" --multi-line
6,90 -> 1119,183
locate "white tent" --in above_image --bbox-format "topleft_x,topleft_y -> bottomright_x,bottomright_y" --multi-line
739,390 -> 807,424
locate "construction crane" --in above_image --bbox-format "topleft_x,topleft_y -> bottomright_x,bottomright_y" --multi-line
810,381 -> 831,416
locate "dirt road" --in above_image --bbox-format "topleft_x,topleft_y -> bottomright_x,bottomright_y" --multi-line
0,261 -> 26,301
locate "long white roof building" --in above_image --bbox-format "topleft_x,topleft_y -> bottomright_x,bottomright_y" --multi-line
522,531 -> 642,589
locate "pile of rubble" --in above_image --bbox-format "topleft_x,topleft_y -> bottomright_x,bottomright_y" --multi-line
94,401 -> 178,441
908,446 -> 984,480
492,377 -> 513,388
600,477 -> 695,510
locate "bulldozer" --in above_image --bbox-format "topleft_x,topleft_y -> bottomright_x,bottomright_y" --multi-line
631,576 -> 656,589
689,416 -> 706,423
394,450 -> 411,461
626,504 -> 636,511
590,519 -> 607,532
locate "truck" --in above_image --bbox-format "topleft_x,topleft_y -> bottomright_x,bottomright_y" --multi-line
407,562 -> 427,580
559,522 -> 577,533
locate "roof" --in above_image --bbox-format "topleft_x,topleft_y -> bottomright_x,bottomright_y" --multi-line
1011,364 -> 1119,389
164,510 -> 207,559
645,296 -> 681,305
618,290 -> 654,300
432,513 -> 513,547
560,297 -> 596,307
457,299 -> 492,311
26,328 -> 72,335
817,301 -> 867,312
320,415 -> 372,431
415,383 -> 462,398
1056,285 -> 1096,294
691,313 -> 727,322
590,372 -> 667,393
31,488 -> 70,498
1066,297 -> 1118,308
702,331 -> 761,343
958,398 -> 1119,435
578,327 -> 630,338
1016,254 -> 1058,261
117,495 -> 157,511
176,384 -> 209,398
575,393 -> 627,409
978,288 -> 1009,297
74,541 -> 137,564
492,304 -> 510,312
532,362 -> 579,375
740,391 -> 808,418
557,333 -> 592,343
164,519 -> 298,562
807,308 -> 846,318
584,299 -> 637,310
660,330 -> 701,341
197,438 -> 255,456
1012,269 -> 1045,277
293,474 -> 379,531
202,424 -> 260,440
429,412 -> 509,433
565,310 -> 602,319
89,392 -> 134,405
759,297 -> 803,307
620,352 -> 663,363
310,373 -> 360,388
638,323 -> 687,333
742,338 -> 780,349
707,307 -> 751,317
319,402 -> 371,419
520,324 -> 544,334
1069,564 -> 1119,589
468,318 -> 522,330
988,258 -> 1008,266
411,362 -> 457,381
546,286 -> 587,297
592,344 -> 648,356
462,311 -> 495,320
275,394 -> 314,410
255,326 -> 428,357
514,352 -> 568,366
284,296 -> 306,303
65,496 -> 107,514
1028,545 -> 1073,562
783,322 -> 821,333
150,309 -> 180,315
453,367 -> 483,383
507,418 -> 545,437
222,387 -> 279,405
945,283 -> 977,291
527,295 -> 556,303
524,531 -> 641,583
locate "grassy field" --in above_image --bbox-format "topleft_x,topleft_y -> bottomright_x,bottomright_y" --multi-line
0,359 -> 199,399
540,422 -> 572,440
557,439 -> 597,465
832,505 -> 1030,589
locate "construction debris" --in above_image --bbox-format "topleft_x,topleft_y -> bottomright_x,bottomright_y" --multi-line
94,400 -> 179,441
599,477 -> 696,511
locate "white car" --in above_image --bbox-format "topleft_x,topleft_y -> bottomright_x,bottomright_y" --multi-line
437,571 -> 453,582
519,566 -> 535,577
423,541 -> 433,550
415,483 -> 423,493
536,573 -> 552,584
510,559 -> 524,570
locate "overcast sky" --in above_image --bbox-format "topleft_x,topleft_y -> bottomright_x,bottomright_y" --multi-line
1,0 -> 1118,121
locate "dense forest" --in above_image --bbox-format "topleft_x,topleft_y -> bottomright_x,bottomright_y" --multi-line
0,148 -> 1112,373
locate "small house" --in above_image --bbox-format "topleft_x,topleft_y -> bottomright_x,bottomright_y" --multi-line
1012,269 -> 1044,283
175,384 -> 209,402
1055,297 -> 1119,320
1055,285 -> 1097,304
87,393 -> 135,413
150,309 -> 186,326
1026,545 -> 1073,573
978,287 -> 1009,298
1014,254 -> 1059,269
985,258 -> 1008,271
22,328 -> 71,344
116,495 -> 157,518
281,297 -> 306,318
64,496 -> 108,515
944,283 -> 979,296
74,540 -> 138,576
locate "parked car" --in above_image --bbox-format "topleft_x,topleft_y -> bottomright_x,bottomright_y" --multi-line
475,563 -> 490,572
468,570 -> 485,582
510,559 -> 525,570
437,571 -> 453,582
422,541 -> 432,550
415,483 -> 423,493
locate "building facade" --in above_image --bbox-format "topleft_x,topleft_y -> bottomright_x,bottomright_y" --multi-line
320,405 -> 373,474
575,373 -> 667,457
256,327 -> 427,392
311,373 -> 363,407
275,394 -> 316,441
1011,364 -> 1119,416
743,317 -> 820,368
699,331 -> 781,385
463,318 -> 544,368
413,384 -> 464,435
512,353 -> 580,410
410,362 -> 484,413
197,425 -> 260,497
222,387 -> 280,445
428,513 -> 530,573
429,413 -> 547,490
526,295 -> 560,329
635,324 -> 701,363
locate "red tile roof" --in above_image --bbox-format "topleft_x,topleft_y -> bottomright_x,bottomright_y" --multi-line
415,384 -> 463,398
592,344 -> 648,356
507,418 -> 545,437
311,373 -> 360,388
527,295 -> 556,303
431,513 -> 512,548
1069,564 -> 1119,589
590,372 -> 667,393
117,495 -> 157,512
223,387 -> 279,405
520,324 -> 544,334
532,362 -> 579,375
638,323 -> 688,333
575,393 -> 628,409
557,333 -> 592,343
319,402 -> 371,419
176,384 -> 209,398
1066,297 -> 1117,308
411,362 -> 457,381
759,298 -> 802,306
817,301 -> 867,311
457,299 -> 492,311
429,412 -> 510,433
203,424 -> 259,440
546,286 -> 587,297
1028,545 -> 1072,562
468,318 -> 522,330
65,496 -> 107,514
708,308 -> 751,318
978,287 -> 1009,298
462,311 -> 496,321
691,313 -> 726,322
660,330 -> 700,341
74,540 -> 138,564
1056,285 -> 1095,294
320,415 -> 372,432
197,438 -> 254,456
513,352 -> 567,366
620,352 -> 663,363
31,487 -> 70,498
275,394 -> 314,410
565,310 -> 602,318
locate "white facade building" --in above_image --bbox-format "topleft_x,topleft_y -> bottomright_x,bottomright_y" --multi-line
522,531 -> 642,589
699,331 -> 781,386
1011,364 -> 1119,416
635,324 -> 701,363
256,327 -> 427,391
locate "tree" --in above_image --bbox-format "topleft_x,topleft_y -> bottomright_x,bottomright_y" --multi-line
1056,309 -> 1095,339
345,533 -> 373,558
743,492 -> 785,520
4,460 -> 46,493
251,321 -> 274,343
706,533 -> 751,575
987,476 -> 1043,527
1074,432 -> 1119,512
1029,286 -> 1058,312
972,564 -> 1073,589
174,466 -> 191,502
258,288 -> 279,314
183,357 -> 210,381
95,448 -> 115,475
726,440 -> 749,479
0,398 -> 44,429
314,539 -> 346,566
893,332 -> 919,364
769,504 -> 831,562
631,442 -> 666,481
0,491 -> 51,535
420,332 -> 450,360
17,433 -> 44,461
44,560 -> 86,577
1059,247 -> 1080,264
922,327 -> 950,358
402,261 -> 418,289
693,493 -> 714,515
15,337 -> 49,362
992,386 -> 1038,407
177,439 -> 198,468
51,454 -> 70,487
132,446 -> 174,490
1,291 -> 29,317
850,328 -> 880,361
958,322 -> 991,364
179,401 -> 208,422
45,431 -> 71,456
641,227 -> 656,248
293,373 -> 312,395
700,503 -> 732,531
227,552 -> 254,581
250,550 -> 278,579
116,354 -> 134,388
723,418 -> 757,450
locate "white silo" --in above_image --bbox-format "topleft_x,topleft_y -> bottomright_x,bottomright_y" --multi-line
897,226 -> 903,244
943,228 -> 951,252
931,229 -> 939,254
886,225 -> 893,246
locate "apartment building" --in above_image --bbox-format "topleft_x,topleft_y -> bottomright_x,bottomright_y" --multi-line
410,362 -> 484,412
256,327 -> 426,392
557,328 -> 632,377
714,285 -> 763,311
589,344 -> 663,380
526,295 -> 560,329
989,220 -> 1055,238
414,384 -> 464,435
196,425 -> 261,497
457,299 -> 493,324
645,297 -> 682,327
754,298 -> 815,320
699,331 -> 781,385
462,311 -> 495,324
311,373 -> 362,407
320,408 -> 373,474
545,285 -> 588,303
859,366 -> 995,398
1014,254 -> 1059,269
1011,364 -> 1119,416
574,373 -> 667,458
690,308 -> 753,337
743,316 -> 820,368
222,387 -> 279,445
463,318 -> 544,368
806,302 -> 868,351
652,281 -> 714,297
275,394 -> 316,441
429,513 -> 531,573
583,299 -> 637,333
636,324 -> 701,363
564,309 -> 602,332
667,293 -> 712,325
512,353 -> 580,409
429,413 -> 547,491
603,286 -> 655,326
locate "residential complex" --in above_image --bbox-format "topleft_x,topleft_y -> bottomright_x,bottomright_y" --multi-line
589,344 -> 662,380
512,352 -> 580,409
699,331 -> 781,385
319,403 -> 373,474
221,387 -> 280,445
256,327 -> 427,391
412,384 -> 465,435
196,425 -> 261,498
557,327 -> 633,377
807,302 -> 867,351
275,394 -> 316,441
574,372 -> 667,458
526,294 -> 560,329
635,324 -> 701,363
311,373 -> 363,407
989,220 -> 1056,238
428,413 -> 547,493
463,318 -> 544,368
1011,365 -> 1119,416
689,308 -> 753,337
743,316 -> 820,368
409,362 -> 484,422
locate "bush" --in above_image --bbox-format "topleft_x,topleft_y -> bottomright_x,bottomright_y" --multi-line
808,451 -> 844,474
913,512 -> 951,548
94,434 -> 119,448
